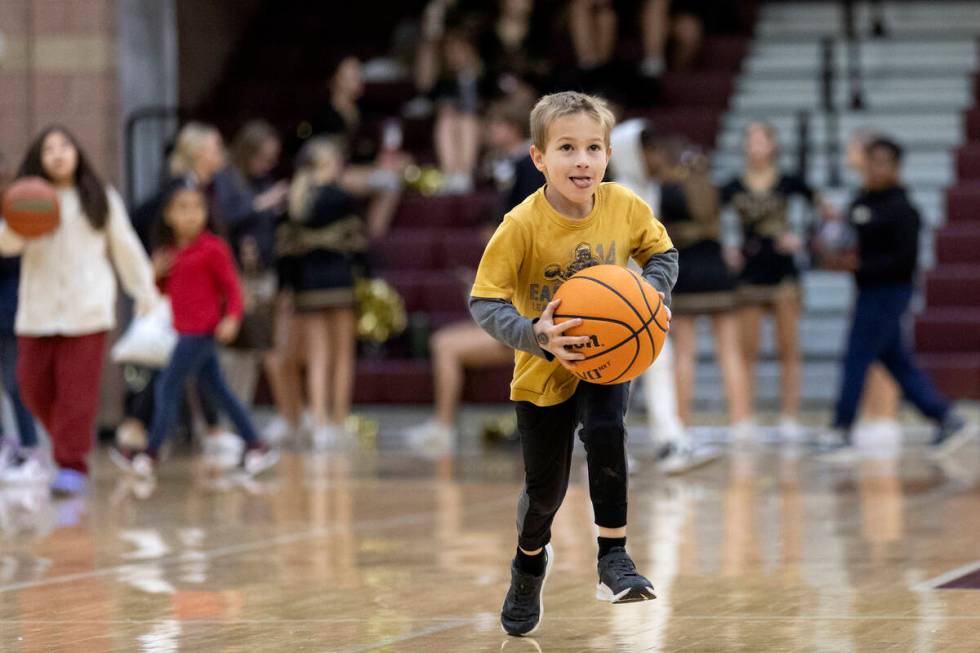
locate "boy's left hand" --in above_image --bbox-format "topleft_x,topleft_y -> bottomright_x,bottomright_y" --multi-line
658,292 -> 672,331
216,315 -> 242,344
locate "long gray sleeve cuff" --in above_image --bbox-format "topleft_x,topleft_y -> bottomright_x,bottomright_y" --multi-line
641,248 -> 679,307
468,297 -> 551,359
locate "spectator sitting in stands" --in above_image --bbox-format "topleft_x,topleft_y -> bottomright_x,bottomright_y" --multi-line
479,0 -> 554,105
431,26 -> 486,194
401,100 -> 543,456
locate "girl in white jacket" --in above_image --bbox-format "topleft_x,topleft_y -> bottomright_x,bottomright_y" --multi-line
0,125 -> 158,496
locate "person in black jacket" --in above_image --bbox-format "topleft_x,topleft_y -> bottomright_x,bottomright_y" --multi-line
821,137 -> 973,459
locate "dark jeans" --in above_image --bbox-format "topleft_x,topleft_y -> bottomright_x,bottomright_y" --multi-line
147,335 -> 258,453
0,330 -> 38,448
833,284 -> 950,432
514,381 -> 630,552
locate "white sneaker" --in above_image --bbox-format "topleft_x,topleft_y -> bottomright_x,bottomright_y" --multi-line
202,431 -> 245,471
262,416 -> 294,445
814,429 -> 859,464
0,453 -> 52,486
778,416 -> 808,442
243,445 -> 280,476
115,418 -> 148,450
312,424 -> 341,450
730,420 -> 759,444
0,437 -> 15,472
403,420 -> 455,456
658,441 -> 722,476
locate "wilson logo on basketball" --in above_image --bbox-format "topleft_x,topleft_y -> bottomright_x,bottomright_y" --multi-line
570,335 -> 601,350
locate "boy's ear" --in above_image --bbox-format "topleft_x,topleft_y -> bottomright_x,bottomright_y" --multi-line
530,144 -> 545,172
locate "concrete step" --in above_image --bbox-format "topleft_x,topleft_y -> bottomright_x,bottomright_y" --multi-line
718,112 -> 963,150
744,41 -> 978,75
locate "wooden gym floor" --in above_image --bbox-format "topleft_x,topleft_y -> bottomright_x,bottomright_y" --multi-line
1,416 -> 979,652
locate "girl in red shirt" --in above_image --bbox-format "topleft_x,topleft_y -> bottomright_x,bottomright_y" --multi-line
114,185 -> 277,478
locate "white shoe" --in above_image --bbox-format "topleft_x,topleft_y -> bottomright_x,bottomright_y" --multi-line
814,429 -> 859,464
730,420 -> 759,444
778,416 -> 807,442
243,445 -> 280,476
403,420 -> 455,456
115,419 -> 148,450
0,453 -> 52,485
202,431 -> 245,471
312,424 -> 341,450
658,441 -> 722,475
816,443 -> 860,464
262,416 -> 294,445
0,437 -> 17,472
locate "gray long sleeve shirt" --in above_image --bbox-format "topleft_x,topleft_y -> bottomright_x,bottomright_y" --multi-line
469,248 -> 678,358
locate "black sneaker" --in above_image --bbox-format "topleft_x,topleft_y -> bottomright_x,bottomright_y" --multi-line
596,547 -> 655,603
931,412 -> 978,457
501,543 -> 553,637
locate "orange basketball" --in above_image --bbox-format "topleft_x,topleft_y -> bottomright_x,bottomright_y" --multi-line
1,176 -> 60,238
553,264 -> 669,385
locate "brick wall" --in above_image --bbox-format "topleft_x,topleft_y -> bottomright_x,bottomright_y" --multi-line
0,0 -> 120,182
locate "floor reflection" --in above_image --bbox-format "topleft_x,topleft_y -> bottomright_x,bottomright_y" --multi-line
0,419 -> 977,651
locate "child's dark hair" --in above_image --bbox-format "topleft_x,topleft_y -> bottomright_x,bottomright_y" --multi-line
866,136 -> 903,163
151,181 -> 214,249
18,125 -> 109,229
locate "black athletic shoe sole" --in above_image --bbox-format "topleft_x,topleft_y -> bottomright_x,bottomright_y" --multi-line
596,581 -> 656,603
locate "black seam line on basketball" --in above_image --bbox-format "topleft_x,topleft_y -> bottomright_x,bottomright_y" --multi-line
573,273 -> 663,353
582,329 -> 640,384
553,312 -> 657,362
624,270 -> 659,351
627,269 -> 668,336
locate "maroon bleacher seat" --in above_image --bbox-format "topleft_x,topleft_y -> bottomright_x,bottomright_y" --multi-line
914,309 -> 980,352
661,73 -> 734,108
935,224 -> 980,264
923,266 -> 980,308
374,229 -> 439,271
438,229 -> 488,269
944,183 -> 980,223
956,144 -> 980,180
919,353 -> 980,398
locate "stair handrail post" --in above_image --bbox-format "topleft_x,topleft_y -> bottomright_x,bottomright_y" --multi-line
821,36 -> 842,187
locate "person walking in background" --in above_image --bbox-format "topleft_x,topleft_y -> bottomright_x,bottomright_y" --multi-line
0,126 -> 159,496
842,130 -> 902,432
0,151 -> 44,485
112,185 -> 278,479
820,137 -> 976,461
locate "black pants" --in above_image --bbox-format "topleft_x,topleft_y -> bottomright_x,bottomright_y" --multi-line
515,381 -> 630,552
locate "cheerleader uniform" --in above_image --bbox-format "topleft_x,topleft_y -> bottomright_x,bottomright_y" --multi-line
720,175 -> 814,305
277,184 -> 367,311
659,182 -> 737,315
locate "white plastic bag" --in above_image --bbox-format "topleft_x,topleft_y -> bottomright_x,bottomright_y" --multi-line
111,298 -> 177,369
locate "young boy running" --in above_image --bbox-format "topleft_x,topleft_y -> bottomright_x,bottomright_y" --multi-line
470,91 -> 679,637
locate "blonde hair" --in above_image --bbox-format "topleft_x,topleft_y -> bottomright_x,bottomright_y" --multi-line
168,122 -> 221,176
529,91 -> 616,151
288,137 -> 343,221
230,119 -> 278,175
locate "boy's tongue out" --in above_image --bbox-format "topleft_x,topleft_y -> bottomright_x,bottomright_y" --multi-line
570,175 -> 592,189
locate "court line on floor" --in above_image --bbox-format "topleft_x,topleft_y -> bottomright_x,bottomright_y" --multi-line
329,619 -> 477,653
0,495 -> 514,595
914,559 -> 980,591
